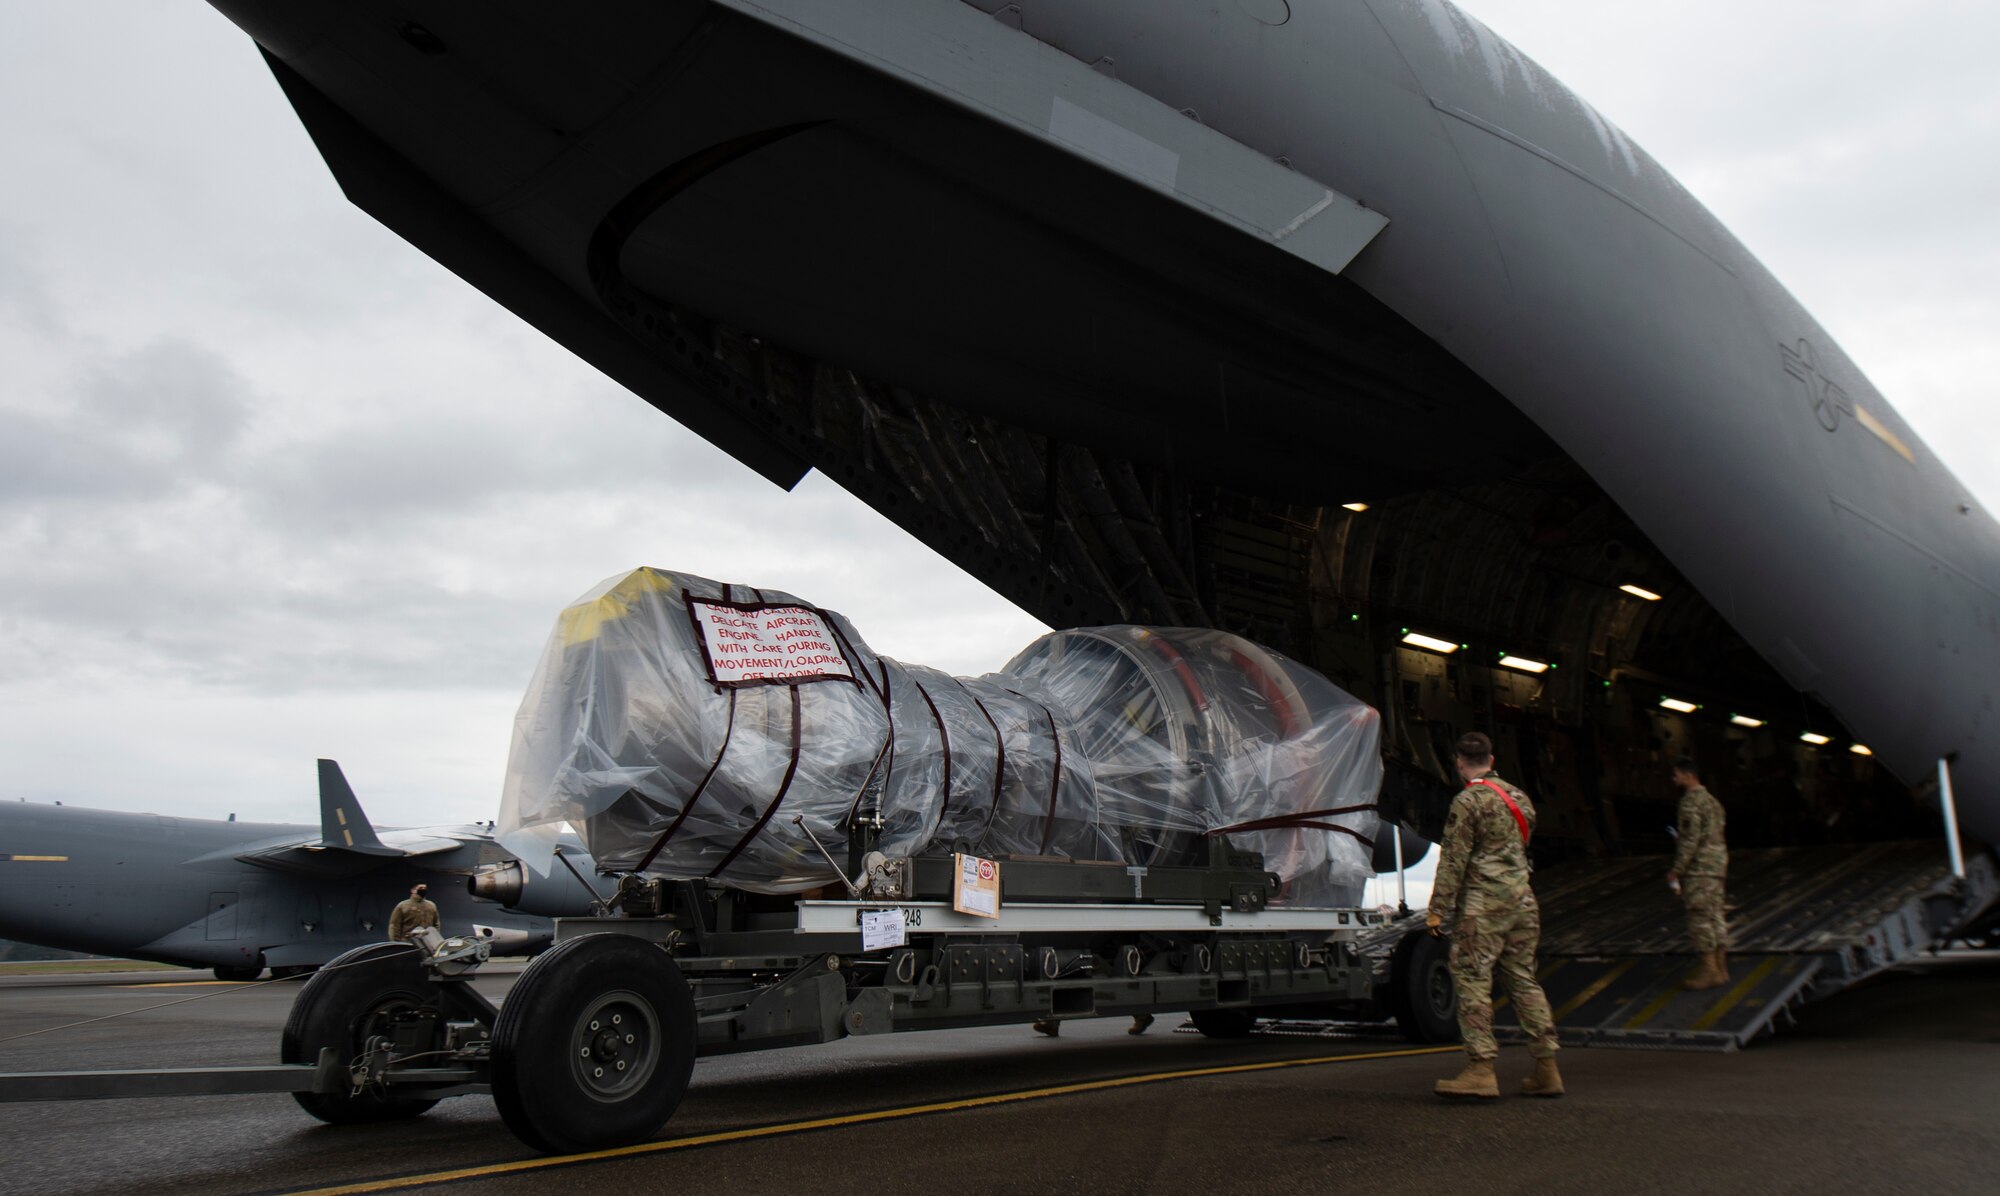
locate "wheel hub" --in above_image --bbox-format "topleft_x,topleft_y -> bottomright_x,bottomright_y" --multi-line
1426,961 -> 1455,1015
569,993 -> 659,1099
591,1029 -> 624,1060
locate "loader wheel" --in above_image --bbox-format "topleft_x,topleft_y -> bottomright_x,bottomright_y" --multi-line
282,942 -> 440,1124
1388,929 -> 1458,1043
490,934 -> 697,1154
1189,1008 -> 1257,1038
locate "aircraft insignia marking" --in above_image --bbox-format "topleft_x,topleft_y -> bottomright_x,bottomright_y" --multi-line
1781,338 -> 1853,432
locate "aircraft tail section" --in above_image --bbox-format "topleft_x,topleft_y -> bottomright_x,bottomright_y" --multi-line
230,761 -> 484,877
316,759 -> 397,856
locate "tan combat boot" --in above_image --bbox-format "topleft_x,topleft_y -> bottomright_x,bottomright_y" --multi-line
1708,950 -> 1730,986
1520,1056 -> 1565,1098
1434,1058 -> 1500,1099
1682,954 -> 1724,991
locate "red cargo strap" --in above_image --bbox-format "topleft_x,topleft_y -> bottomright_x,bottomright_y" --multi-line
1474,778 -> 1531,845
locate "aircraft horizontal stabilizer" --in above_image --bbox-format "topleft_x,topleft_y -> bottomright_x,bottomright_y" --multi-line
228,760 -> 481,876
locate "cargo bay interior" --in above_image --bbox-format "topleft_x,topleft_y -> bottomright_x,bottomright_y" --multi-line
593,276 -> 1923,867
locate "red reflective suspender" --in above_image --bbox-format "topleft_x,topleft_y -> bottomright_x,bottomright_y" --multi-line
1474,778 -> 1531,845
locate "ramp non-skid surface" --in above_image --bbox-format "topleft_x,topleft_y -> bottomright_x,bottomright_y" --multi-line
1493,952 -> 1823,1049
1472,841 -> 1960,1048
1531,842 -> 1953,956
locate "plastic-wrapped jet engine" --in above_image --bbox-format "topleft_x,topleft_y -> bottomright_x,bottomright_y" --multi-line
497,568 -> 1383,904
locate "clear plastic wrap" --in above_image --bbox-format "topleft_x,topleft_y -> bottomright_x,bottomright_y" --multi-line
498,569 -> 1383,903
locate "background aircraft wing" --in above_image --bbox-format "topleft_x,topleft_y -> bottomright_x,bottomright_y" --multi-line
221,759 -> 497,876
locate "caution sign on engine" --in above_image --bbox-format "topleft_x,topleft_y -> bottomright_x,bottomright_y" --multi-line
685,597 -> 857,688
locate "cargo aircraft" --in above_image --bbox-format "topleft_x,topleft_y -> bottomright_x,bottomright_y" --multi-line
0,761 -> 601,978
198,0 -> 1992,894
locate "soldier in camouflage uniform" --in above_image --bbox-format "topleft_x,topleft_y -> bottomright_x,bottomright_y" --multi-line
1667,756 -> 1729,990
1426,732 -> 1563,1099
387,883 -> 441,943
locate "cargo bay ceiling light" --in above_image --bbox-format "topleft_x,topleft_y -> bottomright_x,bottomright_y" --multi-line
1498,654 -> 1551,674
1400,631 -> 1459,654
1800,732 -> 1832,745
1619,584 -> 1663,601
1342,501 -> 1369,512
1730,715 -> 1766,728
1658,696 -> 1699,713
1850,743 -> 1874,757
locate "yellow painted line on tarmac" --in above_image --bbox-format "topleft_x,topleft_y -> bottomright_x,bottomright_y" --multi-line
1691,957 -> 1783,1032
1551,958 -> 1637,1021
276,1043 -> 1462,1196
118,981 -> 252,988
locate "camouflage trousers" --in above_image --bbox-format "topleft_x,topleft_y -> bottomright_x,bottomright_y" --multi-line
1682,875 -> 1728,952
1449,903 -> 1559,1061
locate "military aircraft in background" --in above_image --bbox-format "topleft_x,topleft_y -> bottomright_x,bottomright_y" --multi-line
0,760 -> 602,979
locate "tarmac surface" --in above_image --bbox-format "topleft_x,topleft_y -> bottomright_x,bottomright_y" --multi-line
0,955 -> 1995,1195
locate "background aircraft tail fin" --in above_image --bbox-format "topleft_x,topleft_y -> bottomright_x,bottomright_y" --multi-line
316,759 -> 395,854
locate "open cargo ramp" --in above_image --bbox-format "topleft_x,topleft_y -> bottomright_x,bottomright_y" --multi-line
1492,841 -> 1996,1050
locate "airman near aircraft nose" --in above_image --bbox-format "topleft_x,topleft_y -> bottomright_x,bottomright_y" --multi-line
1667,756 -> 1730,990
388,883 -> 441,942
1427,732 -> 1562,1100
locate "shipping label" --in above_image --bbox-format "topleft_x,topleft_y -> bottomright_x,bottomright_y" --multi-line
953,852 -> 1001,919
859,908 -> 908,951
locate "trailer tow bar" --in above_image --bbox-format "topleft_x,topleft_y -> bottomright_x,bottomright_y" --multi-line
0,1047 -> 345,1103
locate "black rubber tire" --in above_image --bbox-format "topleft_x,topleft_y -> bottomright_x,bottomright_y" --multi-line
271,964 -> 317,980
490,934 -> 697,1155
1389,929 -> 1459,1044
282,942 -> 440,1124
1189,1008 -> 1257,1038
213,964 -> 262,982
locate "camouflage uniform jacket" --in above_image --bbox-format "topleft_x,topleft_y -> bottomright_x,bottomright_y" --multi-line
1672,785 -> 1728,878
388,897 -> 440,942
1429,772 -> 1538,917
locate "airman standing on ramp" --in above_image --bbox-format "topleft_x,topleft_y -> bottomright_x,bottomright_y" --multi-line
1667,756 -> 1730,990
1427,732 -> 1563,1099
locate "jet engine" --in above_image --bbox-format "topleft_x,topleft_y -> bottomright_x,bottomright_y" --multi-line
466,856 -> 602,917
498,569 -> 1384,903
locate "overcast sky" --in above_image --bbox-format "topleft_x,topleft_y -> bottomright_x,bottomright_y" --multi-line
2,1 -> 1994,861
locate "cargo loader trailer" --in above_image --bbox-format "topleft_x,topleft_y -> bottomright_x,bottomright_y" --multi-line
0,843 -> 1405,1155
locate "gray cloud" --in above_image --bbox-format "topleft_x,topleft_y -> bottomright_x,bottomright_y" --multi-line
0,338 -> 253,502
77,338 -> 251,461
